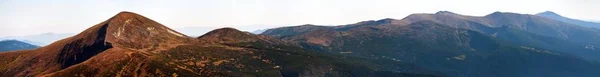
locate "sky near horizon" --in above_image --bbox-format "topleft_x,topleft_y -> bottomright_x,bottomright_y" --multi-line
0,0 -> 598,37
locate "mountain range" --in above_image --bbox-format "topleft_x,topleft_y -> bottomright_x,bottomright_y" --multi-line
0,12 -> 439,77
262,11 -> 600,77
2,11 -> 600,77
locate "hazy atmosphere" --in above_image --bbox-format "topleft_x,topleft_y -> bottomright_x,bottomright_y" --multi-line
1,0 -> 598,37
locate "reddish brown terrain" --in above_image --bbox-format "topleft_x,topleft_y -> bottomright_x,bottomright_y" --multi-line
0,11 -> 192,76
0,12 -> 437,77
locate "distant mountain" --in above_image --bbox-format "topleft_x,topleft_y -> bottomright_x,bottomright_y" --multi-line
0,40 -> 39,52
265,11 -> 600,62
262,12 -> 600,77
403,11 -> 600,40
535,11 -> 600,29
0,33 -> 74,46
400,11 -> 600,61
0,11 -> 439,77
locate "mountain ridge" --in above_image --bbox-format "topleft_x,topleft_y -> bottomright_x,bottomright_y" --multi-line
0,11 -> 440,77
535,11 -> 600,29
398,11 -> 600,61
261,11 -> 600,77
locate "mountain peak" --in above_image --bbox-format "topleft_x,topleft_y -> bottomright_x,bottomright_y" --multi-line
31,11 -> 192,69
111,11 -> 144,20
538,11 -> 558,14
535,11 -> 563,17
354,18 -> 404,25
378,18 -> 397,21
485,11 -> 523,17
118,11 -> 135,14
62,11 -> 190,51
202,27 -> 246,36
198,27 -> 258,42
299,24 -> 319,26
487,11 -> 504,16
115,11 -> 143,16
199,27 -> 286,44
374,18 -> 398,23
435,11 -> 458,15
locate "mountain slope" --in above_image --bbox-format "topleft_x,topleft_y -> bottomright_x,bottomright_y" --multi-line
0,12 -> 439,77
0,40 -> 39,52
536,11 -> 600,29
0,11 -> 192,76
262,19 -> 600,77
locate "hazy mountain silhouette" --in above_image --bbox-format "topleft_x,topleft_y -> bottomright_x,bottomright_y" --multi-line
536,11 -> 600,29
0,40 -> 39,52
0,33 -> 75,46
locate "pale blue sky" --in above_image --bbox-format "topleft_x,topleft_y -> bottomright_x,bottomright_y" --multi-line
1,0 -> 598,37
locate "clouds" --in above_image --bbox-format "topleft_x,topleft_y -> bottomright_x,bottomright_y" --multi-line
0,0 -> 598,37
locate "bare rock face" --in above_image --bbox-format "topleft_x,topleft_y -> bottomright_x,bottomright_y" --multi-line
102,12 -> 190,51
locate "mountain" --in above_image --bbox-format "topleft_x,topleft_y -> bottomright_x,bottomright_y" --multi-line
198,28 -> 280,44
0,11 -> 439,77
0,33 -> 75,46
174,26 -> 278,37
403,11 -> 600,40
0,11 -> 192,77
262,14 -> 600,77
400,11 -> 600,61
0,40 -> 39,52
535,11 -> 600,29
